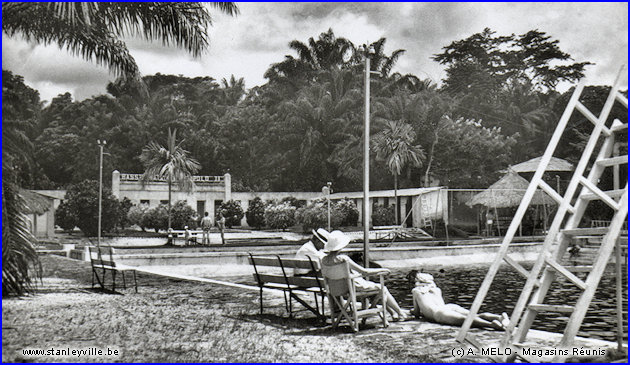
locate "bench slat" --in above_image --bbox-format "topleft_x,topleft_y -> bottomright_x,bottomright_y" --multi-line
254,273 -> 323,289
249,256 -> 320,270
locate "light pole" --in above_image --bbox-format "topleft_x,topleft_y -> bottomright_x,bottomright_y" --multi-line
322,182 -> 333,231
97,140 -> 107,249
363,45 -> 377,268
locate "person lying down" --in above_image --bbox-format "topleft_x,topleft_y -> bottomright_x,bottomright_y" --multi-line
410,271 -> 509,330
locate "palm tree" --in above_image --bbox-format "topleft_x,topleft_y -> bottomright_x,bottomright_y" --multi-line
140,129 -> 200,232
373,121 -> 425,225
2,2 -> 238,78
2,2 -> 236,295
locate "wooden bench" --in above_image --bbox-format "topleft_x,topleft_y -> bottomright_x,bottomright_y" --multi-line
89,246 -> 138,292
168,230 -> 204,245
248,254 -> 326,321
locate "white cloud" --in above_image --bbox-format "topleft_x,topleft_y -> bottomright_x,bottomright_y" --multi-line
2,2 -> 627,102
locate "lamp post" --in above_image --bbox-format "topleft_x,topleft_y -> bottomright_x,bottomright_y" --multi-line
363,45 -> 377,268
97,139 -> 107,249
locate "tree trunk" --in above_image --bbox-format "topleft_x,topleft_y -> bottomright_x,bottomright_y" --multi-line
168,176 -> 172,230
394,173 -> 398,225
424,130 -> 439,187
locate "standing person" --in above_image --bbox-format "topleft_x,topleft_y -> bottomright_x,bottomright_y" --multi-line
217,211 -> 226,245
321,230 -> 408,321
200,212 -> 213,245
485,210 -> 495,237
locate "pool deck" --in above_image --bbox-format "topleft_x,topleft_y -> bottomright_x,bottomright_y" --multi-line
134,266 -> 624,363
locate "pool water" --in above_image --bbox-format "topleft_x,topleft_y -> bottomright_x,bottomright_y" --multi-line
385,264 -> 627,343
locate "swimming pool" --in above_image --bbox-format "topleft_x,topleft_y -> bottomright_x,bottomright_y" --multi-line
385,264 -> 627,343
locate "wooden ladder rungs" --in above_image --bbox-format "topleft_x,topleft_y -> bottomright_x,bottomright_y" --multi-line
544,256 -> 587,290
564,266 -> 593,273
562,227 -> 610,236
528,304 -> 574,313
596,155 -> 628,167
580,189 -> 626,201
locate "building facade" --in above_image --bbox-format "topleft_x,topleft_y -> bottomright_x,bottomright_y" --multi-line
112,170 -> 447,228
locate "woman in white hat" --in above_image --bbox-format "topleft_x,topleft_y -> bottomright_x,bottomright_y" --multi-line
411,271 -> 508,330
321,230 -> 408,321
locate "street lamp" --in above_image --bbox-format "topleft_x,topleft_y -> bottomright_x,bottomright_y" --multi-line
322,182 -> 333,231
97,139 -> 107,249
362,44 -> 378,268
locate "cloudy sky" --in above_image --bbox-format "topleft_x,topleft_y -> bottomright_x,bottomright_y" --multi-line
2,2 -> 628,103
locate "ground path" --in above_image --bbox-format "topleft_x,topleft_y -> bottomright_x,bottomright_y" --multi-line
2,255 -> 620,362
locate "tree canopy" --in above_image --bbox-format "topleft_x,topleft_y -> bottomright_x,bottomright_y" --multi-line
5,27 -> 614,197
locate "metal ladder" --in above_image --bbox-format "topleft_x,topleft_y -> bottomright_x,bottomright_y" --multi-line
456,66 -> 628,362
420,194 -> 433,229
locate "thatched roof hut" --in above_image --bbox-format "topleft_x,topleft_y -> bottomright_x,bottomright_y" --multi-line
19,189 -> 53,215
508,156 -> 574,173
467,171 -> 556,208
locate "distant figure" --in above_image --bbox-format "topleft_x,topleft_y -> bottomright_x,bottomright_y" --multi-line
184,226 -> 196,246
217,211 -> 226,244
294,228 -> 329,275
485,210 -> 495,237
200,212 -> 213,245
410,271 -> 508,330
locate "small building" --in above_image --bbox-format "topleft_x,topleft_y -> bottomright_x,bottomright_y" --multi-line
329,187 -> 448,227
21,189 -> 60,238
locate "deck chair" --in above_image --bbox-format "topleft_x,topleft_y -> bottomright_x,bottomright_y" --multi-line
321,260 -> 389,332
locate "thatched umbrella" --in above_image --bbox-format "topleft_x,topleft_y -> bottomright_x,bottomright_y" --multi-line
508,156 -> 574,173
467,171 -> 556,208
467,171 -> 556,235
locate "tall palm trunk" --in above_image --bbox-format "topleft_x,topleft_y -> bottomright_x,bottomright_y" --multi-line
394,173 -> 398,225
168,176 -> 172,230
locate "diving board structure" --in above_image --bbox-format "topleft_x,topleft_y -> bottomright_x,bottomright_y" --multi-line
456,66 -> 628,362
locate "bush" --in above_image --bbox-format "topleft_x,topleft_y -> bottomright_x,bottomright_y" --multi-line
336,199 -> 359,226
295,201 -> 343,233
127,204 -> 149,231
170,200 -> 197,229
264,202 -> 296,231
142,204 -> 169,232
371,204 -> 395,226
246,197 -> 266,229
219,200 -> 244,228
63,180 -> 121,236
117,197 -> 133,230
281,196 -> 305,208
54,200 -> 76,231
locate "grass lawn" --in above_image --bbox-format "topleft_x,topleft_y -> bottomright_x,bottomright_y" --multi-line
6,256 -> 621,363
4,255 -> 475,363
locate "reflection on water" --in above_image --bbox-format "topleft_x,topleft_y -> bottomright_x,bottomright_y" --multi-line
386,264 -> 627,342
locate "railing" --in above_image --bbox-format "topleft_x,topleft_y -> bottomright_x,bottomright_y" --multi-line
591,219 -> 628,230
119,173 -> 224,183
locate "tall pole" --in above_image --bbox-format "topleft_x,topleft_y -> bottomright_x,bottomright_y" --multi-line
363,49 -> 371,268
97,140 -> 106,249
326,182 -> 332,231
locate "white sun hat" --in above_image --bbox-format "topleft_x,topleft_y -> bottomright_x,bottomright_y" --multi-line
312,228 -> 330,243
323,230 -> 351,252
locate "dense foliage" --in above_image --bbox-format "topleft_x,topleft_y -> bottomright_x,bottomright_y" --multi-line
295,200 -> 344,233
264,202 -> 297,231
371,205 -> 395,227
219,200 -> 244,228
245,197 -> 266,229
63,180 -> 121,237
7,28 -> 608,196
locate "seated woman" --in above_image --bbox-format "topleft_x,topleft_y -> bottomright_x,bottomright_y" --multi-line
411,271 -> 509,330
321,230 -> 408,321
